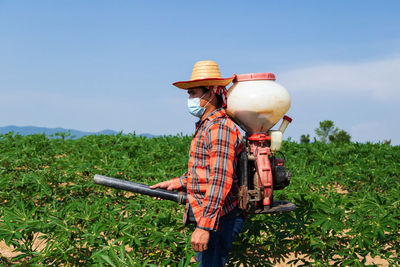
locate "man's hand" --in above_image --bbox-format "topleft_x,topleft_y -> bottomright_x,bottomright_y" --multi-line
150,179 -> 180,191
191,228 -> 210,252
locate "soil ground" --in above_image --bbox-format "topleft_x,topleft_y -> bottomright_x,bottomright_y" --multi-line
0,239 -> 390,266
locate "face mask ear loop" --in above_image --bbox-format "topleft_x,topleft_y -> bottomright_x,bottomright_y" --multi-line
202,91 -> 214,109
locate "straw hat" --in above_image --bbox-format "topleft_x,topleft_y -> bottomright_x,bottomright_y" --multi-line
173,60 -> 235,89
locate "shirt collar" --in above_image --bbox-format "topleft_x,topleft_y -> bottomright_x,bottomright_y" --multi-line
195,108 -> 226,129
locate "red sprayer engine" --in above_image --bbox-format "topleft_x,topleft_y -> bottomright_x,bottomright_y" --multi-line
237,116 -> 295,214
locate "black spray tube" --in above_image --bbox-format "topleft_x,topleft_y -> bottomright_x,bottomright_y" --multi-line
239,150 -> 248,187
93,174 -> 187,205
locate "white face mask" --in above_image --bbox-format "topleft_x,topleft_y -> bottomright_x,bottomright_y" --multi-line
187,92 -> 212,118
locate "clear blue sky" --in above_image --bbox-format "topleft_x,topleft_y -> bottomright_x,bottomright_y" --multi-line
1,0 -> 399,144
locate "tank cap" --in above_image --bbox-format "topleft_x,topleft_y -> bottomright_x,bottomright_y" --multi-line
234,73 -> 276,82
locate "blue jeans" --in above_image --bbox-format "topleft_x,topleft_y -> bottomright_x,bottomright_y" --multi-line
196,209 -> 245,267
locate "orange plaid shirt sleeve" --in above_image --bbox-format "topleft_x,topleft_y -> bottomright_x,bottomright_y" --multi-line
171,172 -> 188,190
173,108 -> 243,231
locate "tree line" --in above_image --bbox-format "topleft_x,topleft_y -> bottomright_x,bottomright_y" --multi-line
300,120 -> 351,144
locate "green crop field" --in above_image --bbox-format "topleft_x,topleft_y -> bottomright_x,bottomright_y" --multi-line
0,133 -> 399,266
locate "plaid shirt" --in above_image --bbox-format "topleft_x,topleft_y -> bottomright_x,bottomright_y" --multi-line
172,108 -> 243,231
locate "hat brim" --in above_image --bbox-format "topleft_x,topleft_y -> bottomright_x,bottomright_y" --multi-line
173,76 -> 235,89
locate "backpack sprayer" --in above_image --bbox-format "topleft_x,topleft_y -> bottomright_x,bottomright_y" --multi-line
94,73 -> 295,214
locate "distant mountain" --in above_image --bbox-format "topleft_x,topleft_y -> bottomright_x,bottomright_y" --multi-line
0,125 -> 156,139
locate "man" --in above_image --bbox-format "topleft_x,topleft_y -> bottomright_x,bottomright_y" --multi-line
151,60 -> 244,266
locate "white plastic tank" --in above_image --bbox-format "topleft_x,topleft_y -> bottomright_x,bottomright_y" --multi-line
226,73 -> 291,133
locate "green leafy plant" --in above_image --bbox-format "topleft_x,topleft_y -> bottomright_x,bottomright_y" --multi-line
300,134 -> 310,144
0,133 -> 399,266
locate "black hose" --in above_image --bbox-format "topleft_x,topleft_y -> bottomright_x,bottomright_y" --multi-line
239,150 -> 248,187
93,174 -> 187,205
